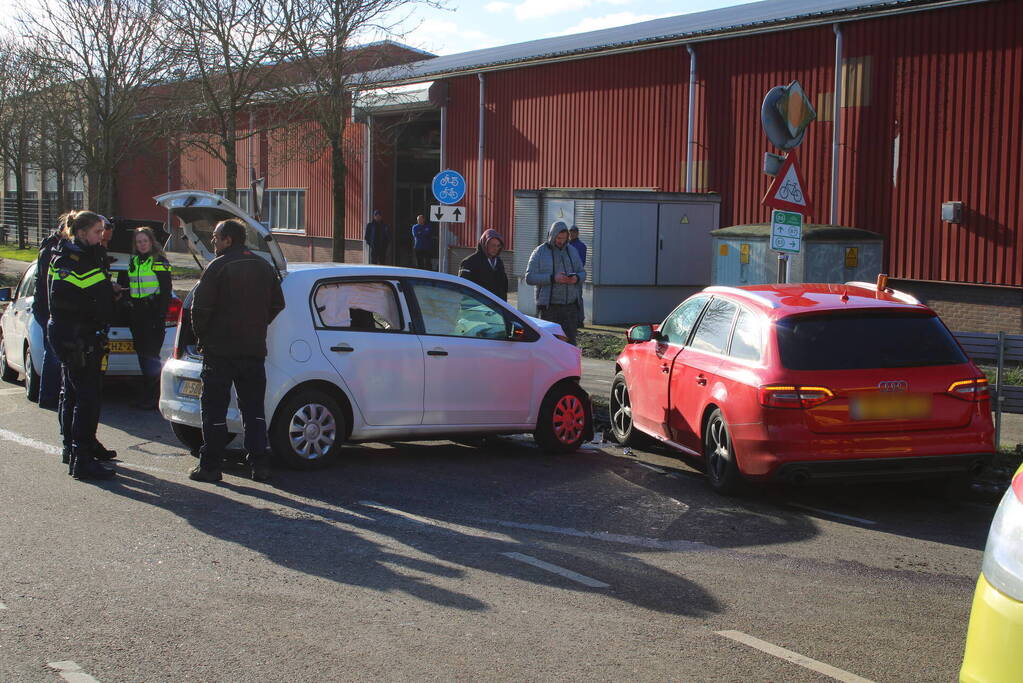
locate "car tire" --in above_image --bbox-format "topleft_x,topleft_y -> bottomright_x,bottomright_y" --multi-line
24,347 -> 39,402
609,372 -> 646,447
0,334 -> 17,383
534,381 -> 589,454
171,423 -> 204,454
270,389 -> 345,470
703,408 -> 743,495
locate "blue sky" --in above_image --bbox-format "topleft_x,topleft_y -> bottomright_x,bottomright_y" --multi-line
395,0 -> 749,56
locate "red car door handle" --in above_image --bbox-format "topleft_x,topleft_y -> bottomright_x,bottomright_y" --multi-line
696,375 -> 707,385
661,364 -> 670,374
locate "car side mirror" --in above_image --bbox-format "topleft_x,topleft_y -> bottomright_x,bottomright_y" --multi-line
508,320 -> 526,340
0,287 -> 10,302
627,324 -> 653,343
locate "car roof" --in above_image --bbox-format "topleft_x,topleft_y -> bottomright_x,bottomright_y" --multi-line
284,262 -> 467,285
702,283 -> 933,319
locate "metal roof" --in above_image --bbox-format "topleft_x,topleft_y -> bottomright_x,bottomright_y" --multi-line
358,0 -> 984,86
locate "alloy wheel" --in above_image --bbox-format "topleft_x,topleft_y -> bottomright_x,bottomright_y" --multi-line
707,416 -> 730,480
552,394 -> 586,445
611,381 -> 632,437
287,402 -> 338,460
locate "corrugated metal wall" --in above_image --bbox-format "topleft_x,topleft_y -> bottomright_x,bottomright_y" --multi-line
443,1 -> 1021,287
839,1 -> 1023,286
446,47 -> 691,250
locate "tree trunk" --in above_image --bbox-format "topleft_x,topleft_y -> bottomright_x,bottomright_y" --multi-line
330,136 -> 346,263
13,169 -> 25,250
225,119 -> 238,202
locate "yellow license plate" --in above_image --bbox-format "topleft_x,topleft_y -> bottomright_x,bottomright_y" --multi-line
109,340 -> 134,353
850,393 -> 932,420
180,379 -> 202,398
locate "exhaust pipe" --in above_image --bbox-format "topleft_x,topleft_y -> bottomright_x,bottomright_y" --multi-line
788,468 -> 811,485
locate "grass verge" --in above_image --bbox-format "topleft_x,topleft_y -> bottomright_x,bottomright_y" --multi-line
578,329 -> 626,362
0,246 -> 37,263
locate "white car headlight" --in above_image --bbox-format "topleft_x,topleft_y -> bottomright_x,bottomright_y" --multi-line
982,472 -> 1023,601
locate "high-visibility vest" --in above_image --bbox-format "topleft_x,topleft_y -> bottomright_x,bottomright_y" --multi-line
127,255 -> 169,299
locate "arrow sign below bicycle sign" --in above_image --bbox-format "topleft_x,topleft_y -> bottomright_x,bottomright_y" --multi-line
432,169 -> 466,205
431,205 -> 465,222
762,152 -> 813,217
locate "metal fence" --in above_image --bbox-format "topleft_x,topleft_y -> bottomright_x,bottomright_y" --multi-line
954,330 -> 1023,447
1,192 -> 84,248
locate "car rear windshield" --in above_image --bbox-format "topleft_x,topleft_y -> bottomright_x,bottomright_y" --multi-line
775,311 -> 968,370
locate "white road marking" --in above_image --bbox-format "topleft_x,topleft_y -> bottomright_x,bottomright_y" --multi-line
479,518 -> 709,552
636,462 -> 668,474
0,428 -> 62,456
0,386 -> 24,395
0,600 -> 7,609
715,630 -> 876,683
47,660 -> 101,683
359,501 -> 519,542
502,551 -> 610,588
787,503 -> 877,526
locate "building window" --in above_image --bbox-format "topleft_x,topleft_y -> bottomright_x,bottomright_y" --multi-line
215,188 -> 305,233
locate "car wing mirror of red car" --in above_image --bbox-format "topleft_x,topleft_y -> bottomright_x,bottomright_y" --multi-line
627,324 -> 654,343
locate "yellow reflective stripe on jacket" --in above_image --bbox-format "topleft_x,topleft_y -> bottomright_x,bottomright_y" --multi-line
51,267 -> 106,289
127,255 -> 165,298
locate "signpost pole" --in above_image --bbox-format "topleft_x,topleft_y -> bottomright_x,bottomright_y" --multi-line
777,253 -> 788,284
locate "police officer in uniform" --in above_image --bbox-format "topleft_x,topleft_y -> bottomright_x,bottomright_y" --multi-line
117,227 -> 171,410
48,210 -> 117,480
33,228 -> 68,409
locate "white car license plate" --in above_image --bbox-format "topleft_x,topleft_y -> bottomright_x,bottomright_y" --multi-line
180,379 -> 202,398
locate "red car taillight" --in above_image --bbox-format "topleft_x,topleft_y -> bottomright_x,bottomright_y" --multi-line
947,377 -> 989,401
759,385 -> 834,409
166,297 -> 183,327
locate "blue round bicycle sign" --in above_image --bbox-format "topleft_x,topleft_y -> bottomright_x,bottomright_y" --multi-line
432,170 -> 466,205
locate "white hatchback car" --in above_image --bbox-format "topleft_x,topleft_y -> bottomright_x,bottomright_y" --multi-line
0,253 -> 180,401
157,190 -> 592,468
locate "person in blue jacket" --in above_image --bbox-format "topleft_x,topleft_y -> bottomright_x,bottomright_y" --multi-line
411,214 -> 434,270
32,228 -> 68,408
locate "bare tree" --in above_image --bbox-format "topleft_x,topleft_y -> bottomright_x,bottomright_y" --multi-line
277,0 -> 440,262
159,0 -> 299,203
0,37 -> 43,249
19,0 -> 178,216
34,73 -> 85,216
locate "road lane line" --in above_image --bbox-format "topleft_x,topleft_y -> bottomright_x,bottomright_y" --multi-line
359,501 -> 519,543
636,462 -> 668,474
787,503 -> 877,526
0,600 -> 7,609
0,387 -> 24,395
479,518 -> 710,552
715,630 -> 876,683
502,551 -> 610,588
47,660 -> 101,683
0,428 -> 62,456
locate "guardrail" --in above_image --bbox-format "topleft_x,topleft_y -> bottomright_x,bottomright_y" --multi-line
954,330 -> 1023,447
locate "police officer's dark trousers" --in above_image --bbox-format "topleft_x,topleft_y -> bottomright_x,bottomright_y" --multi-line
58,343 -> 105,475
130,297 -> 165,405
199,355 -> 269,472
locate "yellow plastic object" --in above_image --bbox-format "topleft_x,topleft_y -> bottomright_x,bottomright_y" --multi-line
960,573 -> 1023,682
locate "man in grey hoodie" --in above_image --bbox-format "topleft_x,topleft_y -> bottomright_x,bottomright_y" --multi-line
525,220 -> 586,345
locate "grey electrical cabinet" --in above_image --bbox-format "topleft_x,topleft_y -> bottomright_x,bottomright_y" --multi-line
513,189 -> 721,324
712,224 -> 885,286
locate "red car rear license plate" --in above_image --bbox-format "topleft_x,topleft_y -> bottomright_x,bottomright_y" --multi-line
850,393 -> 932,420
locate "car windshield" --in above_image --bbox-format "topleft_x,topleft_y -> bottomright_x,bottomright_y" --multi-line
775,311 -> 967,370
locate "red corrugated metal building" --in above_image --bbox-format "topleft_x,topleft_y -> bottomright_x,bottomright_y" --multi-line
118,0 -> 1023,332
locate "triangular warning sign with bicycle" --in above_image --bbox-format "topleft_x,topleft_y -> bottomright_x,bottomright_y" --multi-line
762,152 -> 813,218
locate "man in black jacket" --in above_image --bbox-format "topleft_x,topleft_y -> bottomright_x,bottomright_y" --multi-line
190,219 -> 285,483
458,228 -> 508,301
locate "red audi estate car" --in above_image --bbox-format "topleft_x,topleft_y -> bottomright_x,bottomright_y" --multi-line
611,283 -> 995,494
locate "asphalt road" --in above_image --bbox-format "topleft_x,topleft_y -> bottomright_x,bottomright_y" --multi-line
0,372 -> 997,682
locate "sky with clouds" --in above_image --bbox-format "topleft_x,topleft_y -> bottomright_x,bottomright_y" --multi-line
395,0 -> 749,56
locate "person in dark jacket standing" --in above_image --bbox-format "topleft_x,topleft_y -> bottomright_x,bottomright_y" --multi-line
116,227 -> 172,410
48,210 -> 117,480
364,209 -> 390,264
458,228 -> 508,301
190,219 -> 285,483
411,214 -> 434,270
33,229 -> 67,409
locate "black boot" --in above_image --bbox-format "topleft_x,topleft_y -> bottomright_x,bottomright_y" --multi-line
61,446 -> 71,465
92,440 -> 117,461
71,450 -> 115,481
